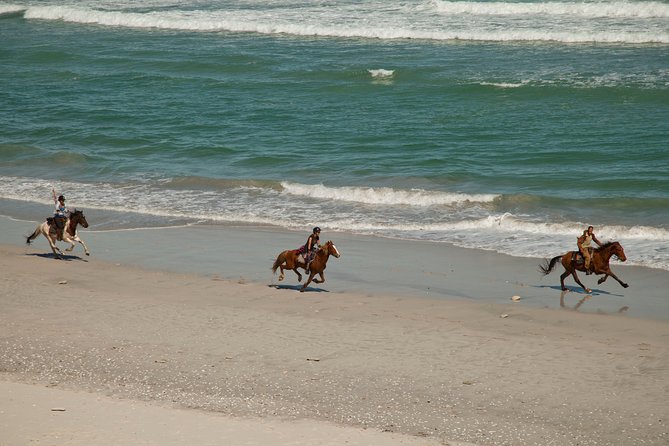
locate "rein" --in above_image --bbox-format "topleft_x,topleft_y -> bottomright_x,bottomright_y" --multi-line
596,242 -> 620,261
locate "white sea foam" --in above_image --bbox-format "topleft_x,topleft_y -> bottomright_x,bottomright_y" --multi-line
280,182 -> 498,206
0,4 -> 24,15
17,3 -> 669,44
432,0 -> 669,19
480,81 -> 528,88
368,69 -> 395,78
1,176 -> 667,270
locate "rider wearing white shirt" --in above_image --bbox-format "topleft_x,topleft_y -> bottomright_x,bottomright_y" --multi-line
52,189 -> 69,240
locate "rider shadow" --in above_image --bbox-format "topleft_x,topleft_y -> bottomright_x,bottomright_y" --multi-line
27,253 -> 88,262
270,284 -> 330,293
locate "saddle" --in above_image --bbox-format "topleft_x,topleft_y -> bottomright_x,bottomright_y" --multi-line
46,216 -> 66,240
571,249 -> 594,267
47,216 -> 66,227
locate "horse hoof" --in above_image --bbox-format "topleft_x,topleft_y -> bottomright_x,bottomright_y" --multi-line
623,283 -> 629,288
86,253 -> 90,256
586,288 -> 592,293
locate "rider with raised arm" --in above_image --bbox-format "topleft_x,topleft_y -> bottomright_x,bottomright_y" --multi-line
577,225 -> 602,274
52,189 -> 69,241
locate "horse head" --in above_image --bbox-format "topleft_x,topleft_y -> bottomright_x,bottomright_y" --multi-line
599,241 -> 626,262
323,240 -> 341,258
611,241 -> 626,262
71,209 -> 89,228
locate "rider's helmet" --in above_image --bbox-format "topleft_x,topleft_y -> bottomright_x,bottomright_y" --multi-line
313,226 -> 321,233
58,195 -> 65,202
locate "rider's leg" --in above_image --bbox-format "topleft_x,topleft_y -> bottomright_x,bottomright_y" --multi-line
583,249 -> 592,274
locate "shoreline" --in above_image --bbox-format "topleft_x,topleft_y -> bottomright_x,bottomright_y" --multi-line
2,214 -> 668,320
1,217 -> 668,444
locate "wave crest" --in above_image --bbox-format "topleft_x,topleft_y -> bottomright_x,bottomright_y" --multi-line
433,1 -> 669,19
17,3 -> 669,44
280,182 -> 499,206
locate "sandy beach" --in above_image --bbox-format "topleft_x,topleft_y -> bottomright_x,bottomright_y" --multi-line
1,216 -> 668,445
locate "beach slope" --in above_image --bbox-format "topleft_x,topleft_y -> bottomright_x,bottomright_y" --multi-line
1,242 -> 667,445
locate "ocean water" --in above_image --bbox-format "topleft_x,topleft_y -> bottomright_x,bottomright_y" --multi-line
1,0 -> 668,270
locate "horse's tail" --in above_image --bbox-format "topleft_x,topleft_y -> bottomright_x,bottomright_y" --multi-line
272,251 -> 286,274
26,226 -> 40,245
539,255 -> 562,275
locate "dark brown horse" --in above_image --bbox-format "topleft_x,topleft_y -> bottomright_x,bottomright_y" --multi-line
272,240 -> 341,292
539,241 -> 628,293
26,209 -> 90,259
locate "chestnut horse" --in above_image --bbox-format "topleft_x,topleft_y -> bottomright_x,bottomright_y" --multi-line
26,209 -> 90,259
539,241 -> 628,293
272,240 -> 341,292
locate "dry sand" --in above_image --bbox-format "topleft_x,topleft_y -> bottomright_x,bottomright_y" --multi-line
1,229 -> 668,446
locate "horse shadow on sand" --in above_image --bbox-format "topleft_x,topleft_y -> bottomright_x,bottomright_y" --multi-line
27,253 -> 89,262
269,284 -> 330,293
534,284 -> 624,297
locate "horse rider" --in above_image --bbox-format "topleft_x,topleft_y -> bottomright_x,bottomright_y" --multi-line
52,189 -> 70,241
303,226 -> 321,274
577,225 -> 602,274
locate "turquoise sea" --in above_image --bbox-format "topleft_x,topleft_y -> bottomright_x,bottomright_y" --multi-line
1,0 -> 668,270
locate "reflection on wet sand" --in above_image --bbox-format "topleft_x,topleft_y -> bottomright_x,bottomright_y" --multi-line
560,290 -> 629,315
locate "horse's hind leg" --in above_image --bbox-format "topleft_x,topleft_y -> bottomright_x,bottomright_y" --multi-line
44,233 -> 63,259
559,270 -> 571,291
570,271 -> 590,293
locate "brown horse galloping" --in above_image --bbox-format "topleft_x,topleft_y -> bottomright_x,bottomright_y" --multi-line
539,241 -> 628,293
272,240 -> 341,292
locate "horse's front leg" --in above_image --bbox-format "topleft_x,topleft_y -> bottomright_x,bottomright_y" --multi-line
601,269 -> 629,288
300,272 -> 316,292
293,268 -> 303,282
597,274 -> 609,285
62,235 -> 77,252
74,236 -> 90,256
313,272 -> 325,284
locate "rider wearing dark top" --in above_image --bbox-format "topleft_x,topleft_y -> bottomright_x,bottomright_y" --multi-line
304,227 -> 321,273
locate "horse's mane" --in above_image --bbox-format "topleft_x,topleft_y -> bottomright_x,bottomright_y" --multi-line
316,240 -> 333,255
595,241 -> 618,251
